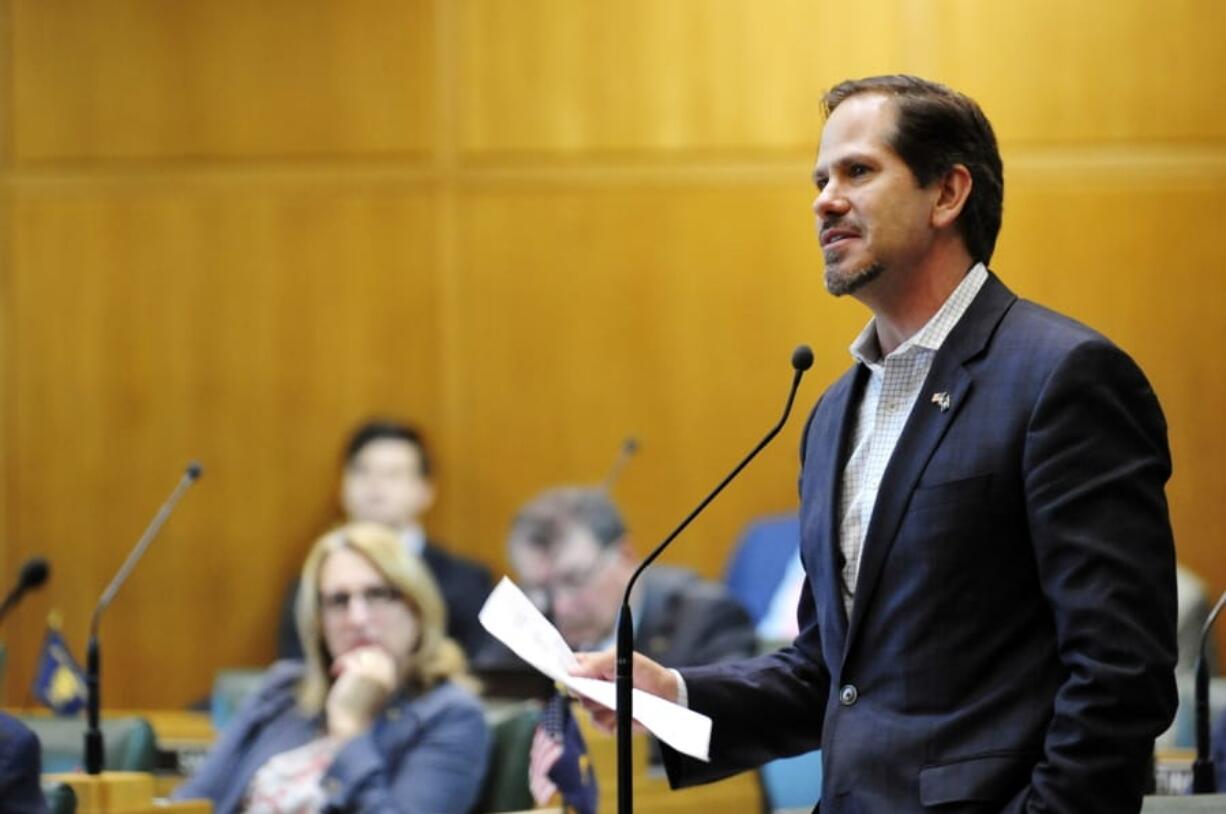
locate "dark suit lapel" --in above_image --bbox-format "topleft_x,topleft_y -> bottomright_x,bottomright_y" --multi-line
842,274 -> 1017,658
805,364 -> 868,648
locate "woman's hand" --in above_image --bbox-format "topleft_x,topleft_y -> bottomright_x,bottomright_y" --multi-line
325,645 -> 398,740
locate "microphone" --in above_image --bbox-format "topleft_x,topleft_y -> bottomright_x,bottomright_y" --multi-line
84,461 -> 203,775
0,556 -> 51,623
602,437 -> 640,492
1192,590 -> 1226,793
614,345 -> 813,813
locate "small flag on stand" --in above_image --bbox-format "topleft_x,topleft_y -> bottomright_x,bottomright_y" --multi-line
528,690 -> 598,813
31,613 -> 86,716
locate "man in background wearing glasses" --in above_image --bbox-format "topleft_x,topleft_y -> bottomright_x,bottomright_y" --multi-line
508,485 -> 755,669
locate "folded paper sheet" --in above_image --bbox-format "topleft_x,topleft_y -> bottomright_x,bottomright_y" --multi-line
478,576 -> 712,761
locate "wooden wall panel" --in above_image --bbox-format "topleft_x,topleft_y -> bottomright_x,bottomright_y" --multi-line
2,184 -> 442,705
449,179 -> 840,575
920,0 -> 1226,144
456,0 -> 904,155
11,0 -> 436,161
0,1 -> 12,623
456,0 -> 1226,156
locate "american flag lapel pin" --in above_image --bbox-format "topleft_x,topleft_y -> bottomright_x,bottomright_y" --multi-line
931,391 -> 951,412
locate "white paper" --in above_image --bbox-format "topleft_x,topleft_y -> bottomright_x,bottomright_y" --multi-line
479,576 -> 712,761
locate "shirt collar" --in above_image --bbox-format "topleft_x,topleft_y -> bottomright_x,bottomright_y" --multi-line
849,262 -> 988,367
401,524 -> 426,556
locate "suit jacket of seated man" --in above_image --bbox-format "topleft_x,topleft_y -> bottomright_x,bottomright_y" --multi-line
634,565 -> 757,668
0,712 -> 46,814
662,272 -> 1178,814
277,538 -> 492,661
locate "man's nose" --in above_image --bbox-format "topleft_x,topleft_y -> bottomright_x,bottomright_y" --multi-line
813,182 -> 849,220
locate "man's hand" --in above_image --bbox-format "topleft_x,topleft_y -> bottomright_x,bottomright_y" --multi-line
325,645 -> 398,740
571,650 -> 680,733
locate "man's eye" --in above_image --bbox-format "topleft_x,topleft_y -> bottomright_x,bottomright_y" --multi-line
849,164 -> 870,177
814,176 -> 828,191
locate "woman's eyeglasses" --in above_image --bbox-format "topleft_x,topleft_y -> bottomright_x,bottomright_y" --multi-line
320,585 -> 403,614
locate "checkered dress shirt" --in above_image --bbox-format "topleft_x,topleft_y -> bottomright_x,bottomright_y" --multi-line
837,263 -> 988,617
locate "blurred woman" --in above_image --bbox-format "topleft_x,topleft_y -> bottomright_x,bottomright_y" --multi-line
175,522 -> 489,813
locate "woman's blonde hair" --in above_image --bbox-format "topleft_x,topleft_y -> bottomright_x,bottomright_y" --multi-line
293,522 -> 475,715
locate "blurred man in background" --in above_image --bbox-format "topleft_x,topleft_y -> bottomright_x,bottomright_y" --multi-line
508,485 -> 754,668
278,419 -> 492,659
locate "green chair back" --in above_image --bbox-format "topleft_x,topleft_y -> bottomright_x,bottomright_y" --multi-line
476,702 -> 540,813
210,667 -> 266,729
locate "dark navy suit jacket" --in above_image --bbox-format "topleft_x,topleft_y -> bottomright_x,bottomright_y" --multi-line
0,712 -> 46,814
664,274 -> 1178,813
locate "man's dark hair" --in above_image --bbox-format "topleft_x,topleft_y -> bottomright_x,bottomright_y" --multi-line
344,419 -> 431,477
823,74 -> 1004,264
509,486 -> 626,553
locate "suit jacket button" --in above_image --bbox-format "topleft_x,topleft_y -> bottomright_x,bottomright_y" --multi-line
839,684 -> 858,706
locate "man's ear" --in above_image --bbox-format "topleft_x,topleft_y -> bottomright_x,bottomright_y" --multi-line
932,163 -> 973,230
417,480 -> 437,513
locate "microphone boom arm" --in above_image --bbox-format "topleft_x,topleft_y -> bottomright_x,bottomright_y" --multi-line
614,346 -> 812,814
85,461 -> 202,775
1192,590 -> 1226,793
89,466 -> 201,638
622,366 -> 808,604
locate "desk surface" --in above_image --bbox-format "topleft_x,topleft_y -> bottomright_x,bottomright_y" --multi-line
8,707 -> 216,749
1142,795 -> 1226,812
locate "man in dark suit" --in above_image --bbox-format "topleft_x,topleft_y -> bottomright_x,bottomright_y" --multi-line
577,75 -> 1177,813
507,486 -> 755,668
278,420 -> 492,659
